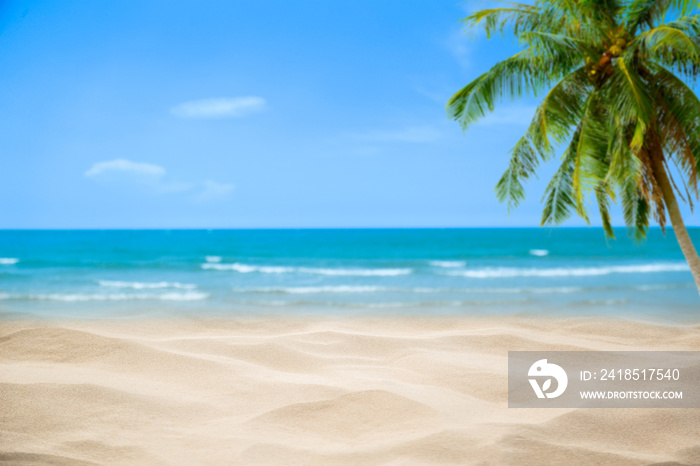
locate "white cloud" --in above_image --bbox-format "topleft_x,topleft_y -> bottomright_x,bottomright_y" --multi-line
350,126 -> 442,143
193,180 -> 235,203
171,97 -> 266,119
445,29 -> 471,69
85,159 -> 165,177
86,160 -> 233,202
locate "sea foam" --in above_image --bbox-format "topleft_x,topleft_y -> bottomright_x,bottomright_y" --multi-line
445,263 -> 689,278
0,258 -> 19,265
0,292 -> 209,301
98,280 -> 197,290
429,260 -> 466,268
202,263 -> 411,276
234,286 -> 387,294
230,286 -> 591,295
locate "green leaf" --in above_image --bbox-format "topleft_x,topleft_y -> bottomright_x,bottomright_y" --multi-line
448,0 -> 700,241
495,135 -> 541,210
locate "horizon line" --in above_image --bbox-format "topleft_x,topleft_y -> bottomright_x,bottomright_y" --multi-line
0,226 -> 694,231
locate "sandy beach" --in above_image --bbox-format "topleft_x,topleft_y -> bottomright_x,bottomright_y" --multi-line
1,315 -> 698,465
5,0 -> 700,463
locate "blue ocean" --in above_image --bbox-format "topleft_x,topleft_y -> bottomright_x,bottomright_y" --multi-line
0,228 -> 698,321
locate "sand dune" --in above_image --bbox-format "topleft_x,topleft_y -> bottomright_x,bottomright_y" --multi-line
1,315 -> 698,465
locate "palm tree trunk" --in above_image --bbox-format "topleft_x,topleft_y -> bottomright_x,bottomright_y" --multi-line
649,152 -> 700,294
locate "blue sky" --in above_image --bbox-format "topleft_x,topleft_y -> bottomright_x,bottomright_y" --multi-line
1,0 -> 698,228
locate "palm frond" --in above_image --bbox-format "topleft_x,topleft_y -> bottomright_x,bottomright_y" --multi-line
541,133 -> 578,226
607,53 -> 654,151
621,182 -> 650,239
596,182 -> 616,237
447,50 -> 546,129
624,0 -> 695,33
529,67 -> 592,152
571,94 -> 610,219
450,0 -> 700,239
462,5 -> 540,38
495,134 -> 541,210
635,21 -> 700,78
652,64 -> 700,196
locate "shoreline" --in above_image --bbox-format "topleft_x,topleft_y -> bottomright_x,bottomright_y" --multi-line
3,305 -> 700,328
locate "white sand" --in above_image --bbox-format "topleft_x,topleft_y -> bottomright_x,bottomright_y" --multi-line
1,315 -> 699,465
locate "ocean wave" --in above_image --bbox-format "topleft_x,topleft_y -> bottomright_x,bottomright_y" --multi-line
233,286 -> 388,294
202,263 -> 412,276
529,249 -> 549,257
205,256 -> 222,263
429,260 -> 466,268
361,302 -> 413,309
256,298 -> 532,308
445,263 -> 689,278
0,292 -> 209,302
203,263 -> 294,273
98,280 -> 197,290
451,284 -> 685,293
0,258 -> 19,265
572,298 -> 629,306
467,287 -> 584,294
230,286 -> 589,295
283,286 -> 385,294
633,283 -> 694,291
301,267 -> 411,276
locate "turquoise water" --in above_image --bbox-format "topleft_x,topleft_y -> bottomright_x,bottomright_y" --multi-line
0,228 -> 698,320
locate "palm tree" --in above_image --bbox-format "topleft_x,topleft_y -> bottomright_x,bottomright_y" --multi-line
448,0 -> 700,293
